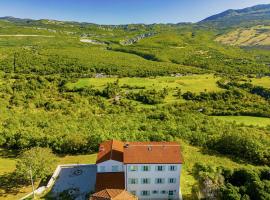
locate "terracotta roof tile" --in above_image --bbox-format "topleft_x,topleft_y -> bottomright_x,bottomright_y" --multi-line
96,140 -> 124,164
90,189 -> 138,200
123,142 -> 183,164
95,172 -> 125,192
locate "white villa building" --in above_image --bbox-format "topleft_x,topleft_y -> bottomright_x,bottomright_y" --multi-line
93,140 -> 183,200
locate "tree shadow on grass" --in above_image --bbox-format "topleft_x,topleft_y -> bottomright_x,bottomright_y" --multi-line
0,148 -> 19,159
182,194 -> 195,200
0,172 -> 29,197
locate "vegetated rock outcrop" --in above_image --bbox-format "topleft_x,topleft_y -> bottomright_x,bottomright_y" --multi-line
120,32 -> 156,45
80,39 -> 107,45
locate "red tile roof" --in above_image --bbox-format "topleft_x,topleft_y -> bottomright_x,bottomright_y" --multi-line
95,172 -> 125,192
96,140 -> 183,164
123,142 -> 183,164
96,140 -> 124,164
90,189 -> 138,200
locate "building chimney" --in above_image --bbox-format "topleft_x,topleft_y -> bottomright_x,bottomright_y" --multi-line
124,143 -> 129,148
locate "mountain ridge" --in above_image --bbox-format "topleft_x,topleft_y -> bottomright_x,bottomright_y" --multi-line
200,4 -> 270,28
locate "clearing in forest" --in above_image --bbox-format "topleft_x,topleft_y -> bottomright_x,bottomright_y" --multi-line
213,116 -> 270,127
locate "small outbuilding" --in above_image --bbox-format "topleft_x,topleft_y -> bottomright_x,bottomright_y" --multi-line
90,189 -> 138,200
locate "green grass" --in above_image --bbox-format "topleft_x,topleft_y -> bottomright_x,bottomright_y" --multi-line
252,77 -> 270,88
180,141 -> 258,199
67,74 -> 222,104
212,116 -> 270,127
0,149 -> 17,175
56,154 -> 97,165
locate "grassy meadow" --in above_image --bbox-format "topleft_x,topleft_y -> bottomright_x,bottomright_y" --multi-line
213,116 -> 270,127
251,76 -> 270,88
66,74 -> 222,103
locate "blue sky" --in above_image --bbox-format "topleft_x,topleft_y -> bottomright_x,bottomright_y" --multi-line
0,0 -> 270,24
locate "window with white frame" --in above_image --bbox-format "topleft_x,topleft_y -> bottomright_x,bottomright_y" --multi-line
156,165 -> 165,171
169,165 -> 177,171
168,178 -> 176,183
152,190 -> 159,194
155,178 -> 165,184
112,165 -> 119,172
141,178 -> 151,184
141,165 -> 151,172
169,190 -> 174,196
99,166 -> 105,172
141,190 -> 150,196
161,190 -> 167,194
129,165 -> 138,172
128,178 -> 138,184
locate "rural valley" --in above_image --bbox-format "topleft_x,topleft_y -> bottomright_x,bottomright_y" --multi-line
0,3 -> 270,200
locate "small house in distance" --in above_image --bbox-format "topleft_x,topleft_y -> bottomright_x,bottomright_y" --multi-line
92,140 -> 183,200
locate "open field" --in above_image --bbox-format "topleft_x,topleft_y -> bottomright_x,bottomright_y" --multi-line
67,74 -> 222,104
251,77 -> 270,88
212,116 -> 270,127
0,141 -> 257,200
67,74 -> 221,93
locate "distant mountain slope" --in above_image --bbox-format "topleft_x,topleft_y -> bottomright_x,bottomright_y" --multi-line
201,4 -> 270,28
216,25 -> 270,47
0,16 -> 35,24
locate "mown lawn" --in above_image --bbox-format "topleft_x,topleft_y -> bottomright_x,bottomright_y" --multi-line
0,140 -> 258,200
252,77 -> 270,88
212,116 -> 270,127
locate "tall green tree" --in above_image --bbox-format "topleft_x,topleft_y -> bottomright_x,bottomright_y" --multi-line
15,147 -> 56,182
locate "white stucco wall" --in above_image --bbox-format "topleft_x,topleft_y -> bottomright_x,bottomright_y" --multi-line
96,160 -> 124,173
125,164 -> 182,200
